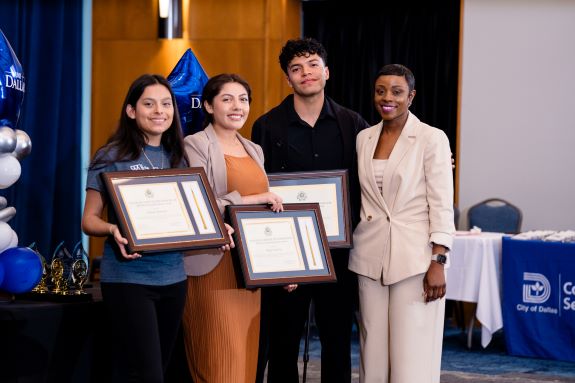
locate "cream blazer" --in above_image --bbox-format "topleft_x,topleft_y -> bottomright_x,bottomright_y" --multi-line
183,124 -> 267,276
349,113 -> 455,285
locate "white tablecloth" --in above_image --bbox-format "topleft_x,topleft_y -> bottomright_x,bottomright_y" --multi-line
446,232 -> 505,347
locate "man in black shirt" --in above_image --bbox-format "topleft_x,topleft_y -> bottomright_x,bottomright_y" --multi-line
252,37 -> 369,383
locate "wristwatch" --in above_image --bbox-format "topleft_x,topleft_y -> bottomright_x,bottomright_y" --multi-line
431,253 -> 447,265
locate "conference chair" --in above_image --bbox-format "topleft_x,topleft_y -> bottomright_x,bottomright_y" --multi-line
467,198 -> 522,234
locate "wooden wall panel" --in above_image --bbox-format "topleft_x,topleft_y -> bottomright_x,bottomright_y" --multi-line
90,0 -> 301,259
93,0 -> 158,40
188,1 -> 265,39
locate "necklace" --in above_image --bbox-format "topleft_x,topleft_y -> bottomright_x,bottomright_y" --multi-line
142,147 -> 165,169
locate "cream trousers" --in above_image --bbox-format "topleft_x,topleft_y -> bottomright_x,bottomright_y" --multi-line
357,272 -> 445,383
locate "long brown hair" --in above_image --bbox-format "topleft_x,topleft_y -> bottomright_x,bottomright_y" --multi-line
91,74 -> 187,168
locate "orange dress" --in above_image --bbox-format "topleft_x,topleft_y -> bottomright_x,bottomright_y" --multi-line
183,155 -> 268,383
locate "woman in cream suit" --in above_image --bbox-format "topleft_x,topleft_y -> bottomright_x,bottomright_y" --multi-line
181,73 -> 288,382
349,64 -> 455,383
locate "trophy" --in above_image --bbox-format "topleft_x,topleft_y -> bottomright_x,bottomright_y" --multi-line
50,257 -> 67,294
50,241 -> 72,295
29,242 -> 50,294
69,241 -> 89,295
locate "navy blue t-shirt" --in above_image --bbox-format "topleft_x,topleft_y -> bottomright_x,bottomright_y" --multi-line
86,144 -> 186,286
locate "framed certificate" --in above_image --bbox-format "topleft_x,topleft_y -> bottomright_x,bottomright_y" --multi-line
267,170 -> 352,248
227,203 -> 336,287
102,168 -> 229,254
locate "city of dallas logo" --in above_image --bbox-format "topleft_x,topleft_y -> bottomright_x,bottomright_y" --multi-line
518,272 -> 560,315
520,272 -> 575,313
523,272 -> 551,304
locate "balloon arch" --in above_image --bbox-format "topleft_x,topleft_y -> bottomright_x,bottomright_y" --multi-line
0,28 -> 42,294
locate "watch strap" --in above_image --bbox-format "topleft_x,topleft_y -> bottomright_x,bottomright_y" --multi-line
431,253 -> 447,265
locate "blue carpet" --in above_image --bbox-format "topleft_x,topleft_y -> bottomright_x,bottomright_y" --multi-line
301,323 -> 575,379
441,325 -> 575,379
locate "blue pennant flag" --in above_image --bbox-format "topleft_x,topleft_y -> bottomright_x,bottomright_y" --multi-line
167,49 -> 208,137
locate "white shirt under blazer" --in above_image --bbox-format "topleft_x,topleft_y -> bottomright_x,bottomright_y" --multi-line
349,112 -> 455,285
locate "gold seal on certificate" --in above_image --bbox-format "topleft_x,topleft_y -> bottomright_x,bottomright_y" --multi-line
227,203 -> 336,287
102,168 -> 229,254
267,170 -> 352,248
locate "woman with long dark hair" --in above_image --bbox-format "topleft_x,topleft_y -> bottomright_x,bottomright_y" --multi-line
82,74 -> 188,383
181,73 -> 292,382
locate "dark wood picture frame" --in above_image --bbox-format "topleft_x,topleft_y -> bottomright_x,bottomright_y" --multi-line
227,203 -> 336,288
267,169 -> 352,248
102,168 -> 229,254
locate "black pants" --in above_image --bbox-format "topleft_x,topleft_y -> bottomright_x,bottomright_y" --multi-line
262,250 -> 356,383
101,281 -> 187,383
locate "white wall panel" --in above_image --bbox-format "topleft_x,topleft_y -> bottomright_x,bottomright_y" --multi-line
459,0 -> 575,230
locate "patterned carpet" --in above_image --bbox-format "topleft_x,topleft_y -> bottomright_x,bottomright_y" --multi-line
439,326 -> 575,382
296,323 -> 575,383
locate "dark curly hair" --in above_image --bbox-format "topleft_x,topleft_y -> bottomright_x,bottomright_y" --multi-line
279,37 -> 328,74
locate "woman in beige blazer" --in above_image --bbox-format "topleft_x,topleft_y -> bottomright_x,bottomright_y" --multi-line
349,64 -> 455,383
181,73 -> 287,382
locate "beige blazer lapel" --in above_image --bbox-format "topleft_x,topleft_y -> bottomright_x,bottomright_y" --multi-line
380,113 -> 418,211
203,124 -> 228,197
362,122 -> 390,215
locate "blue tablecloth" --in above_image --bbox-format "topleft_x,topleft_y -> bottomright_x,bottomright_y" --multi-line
502,237 -> 575,362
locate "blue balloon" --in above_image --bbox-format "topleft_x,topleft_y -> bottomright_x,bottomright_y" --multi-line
0,28 -> 25,128
0,261 -> 4,286
167,48 -> 208,137
0,246 -> 42,294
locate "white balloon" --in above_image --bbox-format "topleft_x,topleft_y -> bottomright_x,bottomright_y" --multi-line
8,228 -> 18,248
0,154 -> 21,189
0,126 -> 17,154
12,129 -> 32,160
0,221 -> 14,252
0,206 -> 16,222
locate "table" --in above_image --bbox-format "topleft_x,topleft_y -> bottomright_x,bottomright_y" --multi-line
502,237 -> 575,362
0,286 -> 192,382
0,288 -> 109,383
446,232 -> 505,348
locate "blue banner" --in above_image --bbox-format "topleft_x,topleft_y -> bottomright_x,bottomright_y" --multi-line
502,237 -> 575,362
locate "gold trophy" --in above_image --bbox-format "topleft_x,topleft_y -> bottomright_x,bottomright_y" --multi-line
49,241 -> 74,295
50,257 -> 68,295
29,243 -> 49,294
